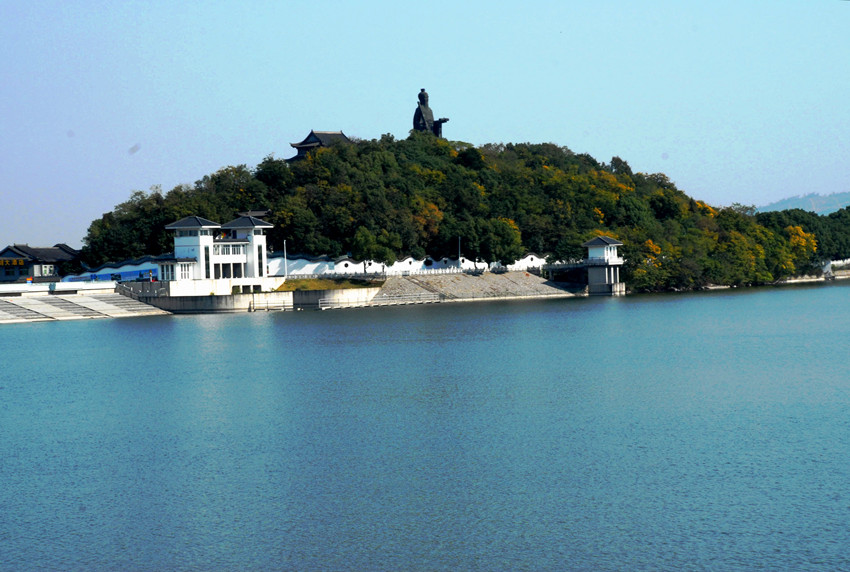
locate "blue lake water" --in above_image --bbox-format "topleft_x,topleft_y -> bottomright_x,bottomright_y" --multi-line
2,283 -> 850,570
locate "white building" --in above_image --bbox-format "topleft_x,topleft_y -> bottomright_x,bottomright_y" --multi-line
582,236 -> 625,295
156,215 -> 283,296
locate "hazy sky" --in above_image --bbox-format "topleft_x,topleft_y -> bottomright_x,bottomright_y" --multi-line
2,1 -> 848,248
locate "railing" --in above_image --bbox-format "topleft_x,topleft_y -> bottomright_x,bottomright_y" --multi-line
543,257 -> 624,270
273,272 -> 388,281
119,282 -> 168,298
317,297 -> 373,310
442,289 -> 574,300
274,267 -> 469,280
116,283 -> 144,300
369,293 -> 443,305
249,299 -> 293,312
584,257 -> 624,266
318,292 -> 442,309
389,267 -> 465,276
316,287 -> 578,308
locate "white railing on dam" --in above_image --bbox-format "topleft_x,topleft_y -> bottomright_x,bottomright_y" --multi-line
319,292 -> 441,309
0,281 -> 118,296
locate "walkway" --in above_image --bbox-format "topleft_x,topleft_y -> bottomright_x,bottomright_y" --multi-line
0,293 -> 169,324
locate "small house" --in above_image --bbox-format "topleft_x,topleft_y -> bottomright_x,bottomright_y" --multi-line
0,244 -> 79,283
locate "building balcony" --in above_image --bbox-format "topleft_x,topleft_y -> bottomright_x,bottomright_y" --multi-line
584,256 -> 624,266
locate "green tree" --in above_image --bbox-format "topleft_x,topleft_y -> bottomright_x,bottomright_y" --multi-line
80,132 -> 848,292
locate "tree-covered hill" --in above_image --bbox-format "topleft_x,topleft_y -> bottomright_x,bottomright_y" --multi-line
81,131 -> 848,291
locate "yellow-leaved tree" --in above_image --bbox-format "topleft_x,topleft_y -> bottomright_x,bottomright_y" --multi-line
785,226 -> 818,270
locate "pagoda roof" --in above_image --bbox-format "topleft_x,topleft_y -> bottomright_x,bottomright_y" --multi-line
221,216 -> 273,229
165,216 -> 221,229
582,236 -> 623,247
290,130 -> 351,149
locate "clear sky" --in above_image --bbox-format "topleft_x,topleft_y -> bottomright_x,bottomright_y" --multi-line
2,1 -> 848,249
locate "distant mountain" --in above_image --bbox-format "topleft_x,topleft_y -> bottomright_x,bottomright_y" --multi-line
757,192 -> 850,215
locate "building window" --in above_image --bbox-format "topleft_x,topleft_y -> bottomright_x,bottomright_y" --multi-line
222,245 -> 231,255
204,246 -> 210,279
179,263 -> 191,280
258,246 -> 264,277
213,245 -> 220,256
232,245 -> 241,255
161,264 -> 174,281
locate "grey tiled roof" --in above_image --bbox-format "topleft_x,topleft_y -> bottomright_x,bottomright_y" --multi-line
582,236 -> 623,247
291,130 -> 351,148
165,216 -> 221,229
2,244 -> 80,262
221,216 -> 273,229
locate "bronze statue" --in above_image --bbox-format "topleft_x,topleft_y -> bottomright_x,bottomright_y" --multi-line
413,89 -> 449,137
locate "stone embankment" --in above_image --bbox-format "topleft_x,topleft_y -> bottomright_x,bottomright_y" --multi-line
0,293 -> 169,324
370,271 -> 582,304
1,272 -> 582,322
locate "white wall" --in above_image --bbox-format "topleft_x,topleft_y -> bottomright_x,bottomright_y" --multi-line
163,276 -> 285,296
503,254 -> 545,272
267,252 -> 553,277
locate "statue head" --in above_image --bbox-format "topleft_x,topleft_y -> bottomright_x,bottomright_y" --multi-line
418,88 -> 429,106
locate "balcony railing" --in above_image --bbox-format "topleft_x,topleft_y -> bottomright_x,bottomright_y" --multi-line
584,256 -> 624,266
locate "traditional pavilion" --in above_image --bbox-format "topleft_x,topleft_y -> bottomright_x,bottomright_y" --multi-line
288,130 -> 351,162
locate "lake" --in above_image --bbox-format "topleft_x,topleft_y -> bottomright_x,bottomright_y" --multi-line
2,282 -> 850,570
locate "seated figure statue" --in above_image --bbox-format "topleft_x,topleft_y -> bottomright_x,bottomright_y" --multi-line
413,89 -> 449,137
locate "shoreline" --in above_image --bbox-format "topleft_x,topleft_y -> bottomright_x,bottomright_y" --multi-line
2,270 -> 846,323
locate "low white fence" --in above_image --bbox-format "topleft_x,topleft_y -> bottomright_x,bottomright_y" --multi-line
0,281 -> 118,296
275,267 -> 466,280
319,292 -> 442,309
249,298 -> 293,312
